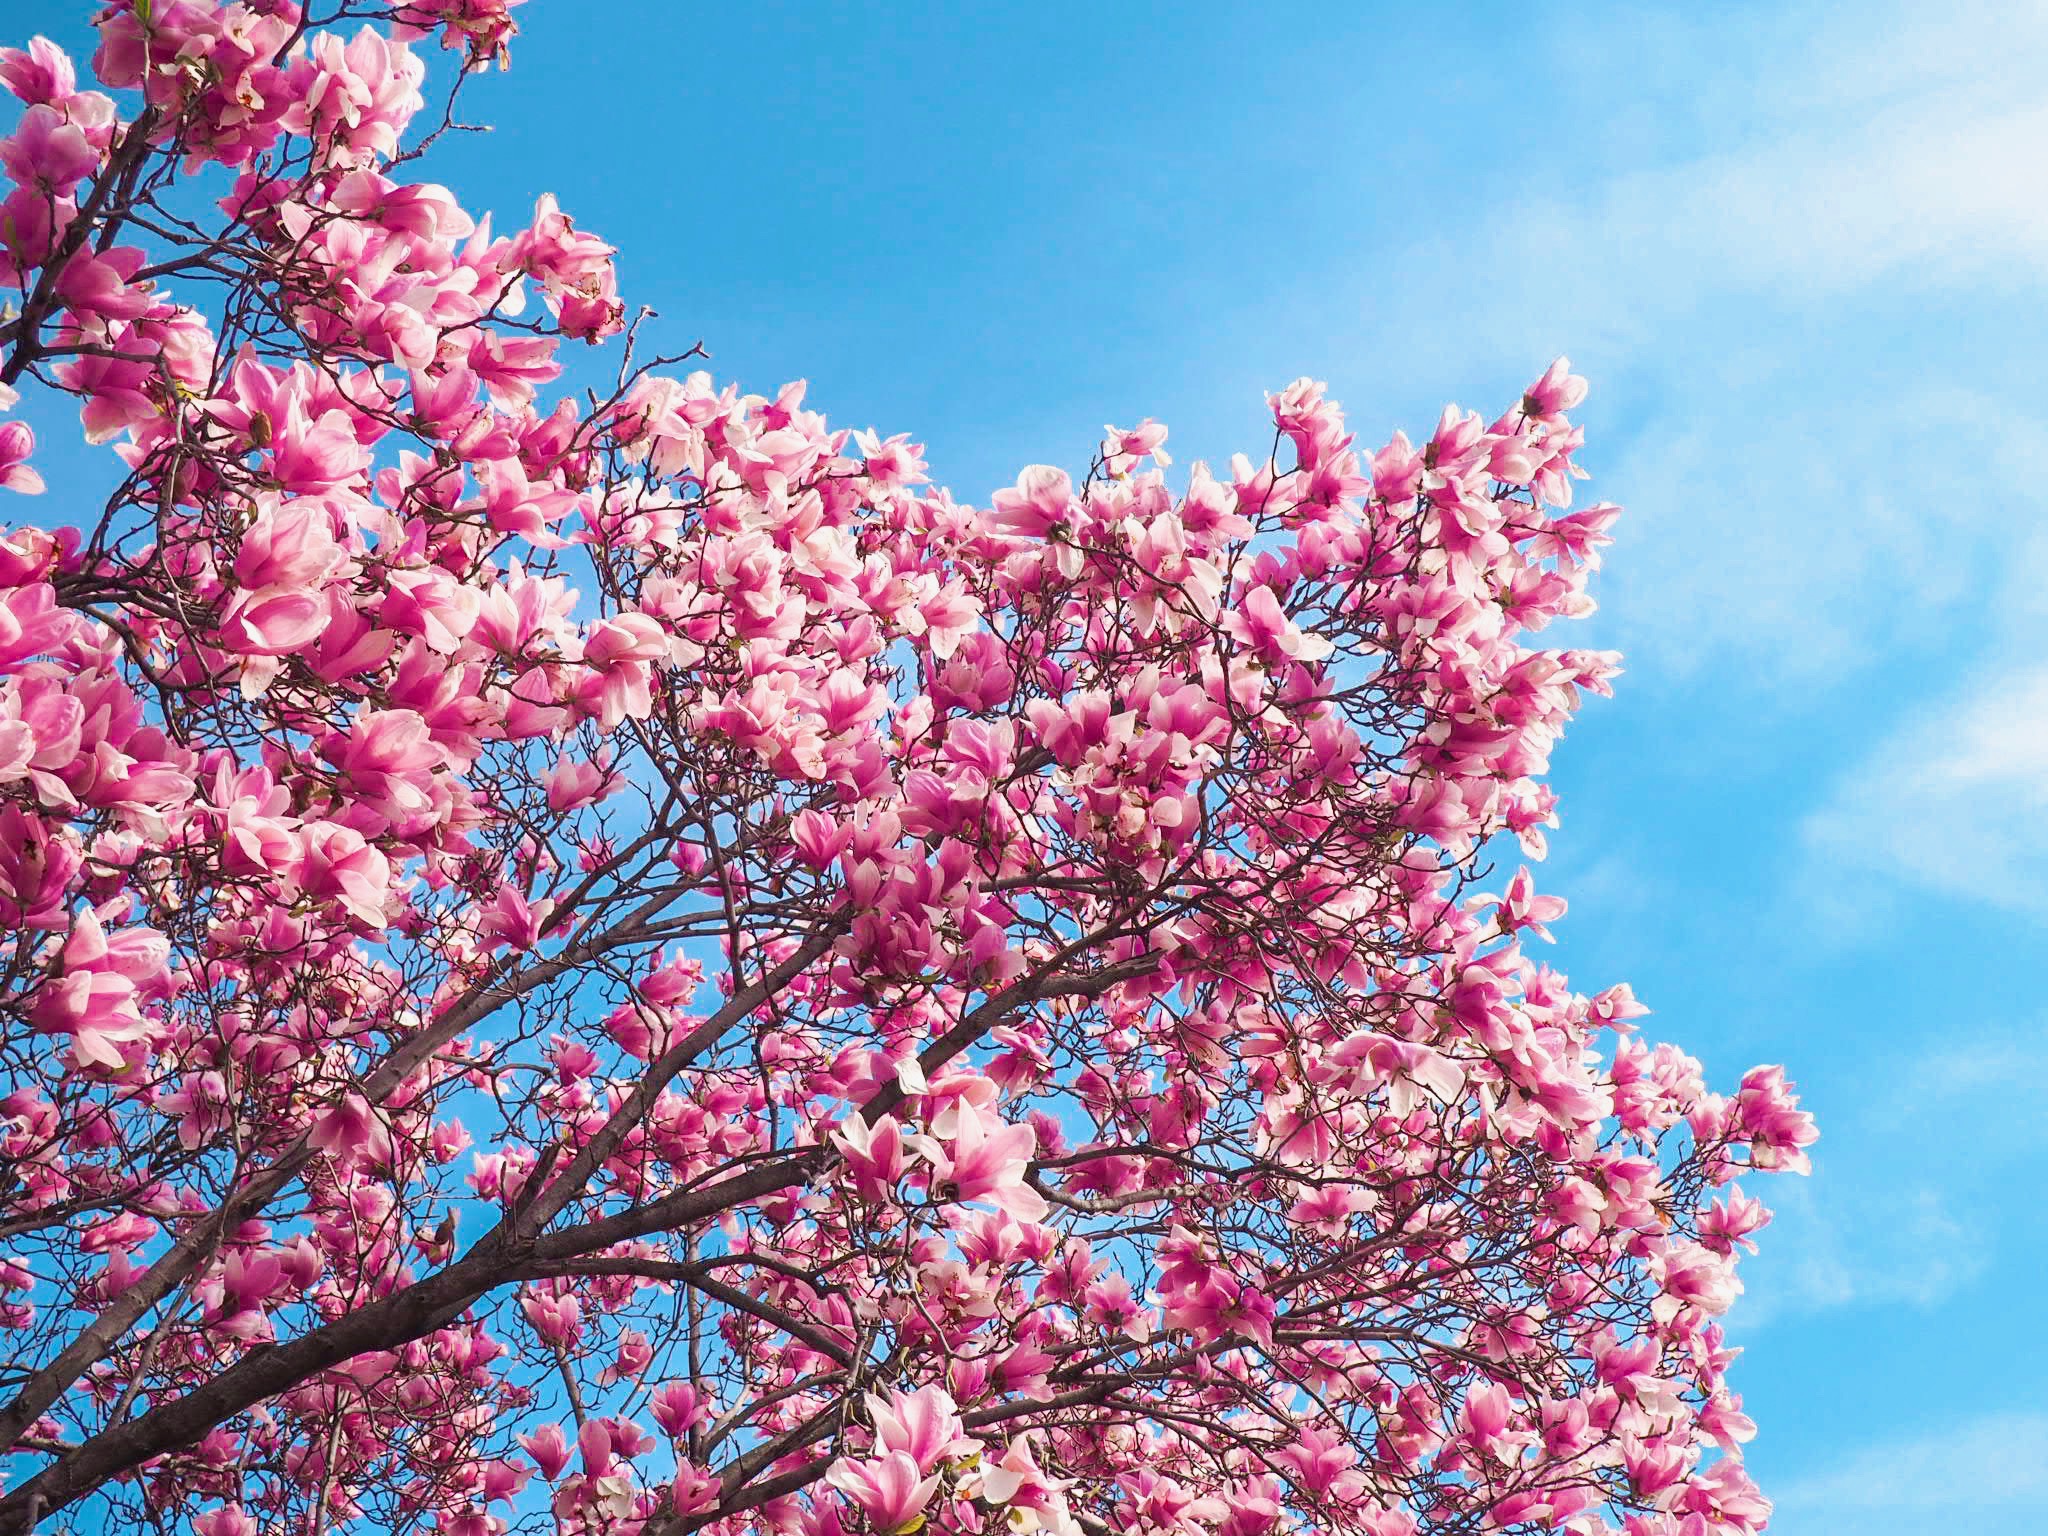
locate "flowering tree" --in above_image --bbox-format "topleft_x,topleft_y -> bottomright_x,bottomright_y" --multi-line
0,5 -> 1818,1536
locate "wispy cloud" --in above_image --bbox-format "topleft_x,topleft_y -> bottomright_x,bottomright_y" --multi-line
1773,1410 -> 2048,1530
1735,1179 -> 1981,1329
1735,1022 -> 2048,1328
1531,0 -> 2048,308
1343,3 -> 2048,686
1801,660 -> 2048,912
1596,389 -> 2046,683
1897,1027 -> 2048,1112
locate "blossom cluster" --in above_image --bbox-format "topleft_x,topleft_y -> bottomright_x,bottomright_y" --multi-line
0,8 -> 1812,1536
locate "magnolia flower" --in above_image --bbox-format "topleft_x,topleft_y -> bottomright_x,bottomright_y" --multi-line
0,422 -> 42,494
825,1451 -> 939,1534
906,1098 -> 1048,1224
967,1436 -> 1077,1536
865,1385 -> 974,1472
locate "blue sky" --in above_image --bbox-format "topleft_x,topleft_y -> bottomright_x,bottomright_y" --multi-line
13,1 -> 2048,1529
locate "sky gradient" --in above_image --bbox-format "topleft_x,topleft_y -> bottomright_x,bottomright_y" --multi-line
11,2 -> 2046,1530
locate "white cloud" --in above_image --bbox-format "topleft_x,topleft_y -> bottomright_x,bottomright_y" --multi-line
1343,4 -> 2048,687
1733,1022 -> 2048,1329
1733,1179 -> 1982,1330
1529,73 -> 2048,678
1593,389 -> 2047,682
1774,1410 -> 2048,1523
1549,0 -> 2048,302
1801,660 -> 2048,911
1569,103 -> 2048,305
1154,1 -> 2048,701
1901,1028 -> 2048,1110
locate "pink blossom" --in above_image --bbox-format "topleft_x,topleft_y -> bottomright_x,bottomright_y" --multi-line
1220,585 -> 1333,666
1730,1066 -> 1819,1174
192,1508 -> 258,1536
907,1098 -> 1047,1224
0,17 -> 1819,1533
0,422 -> 44,495
0,103 -> 98,193
520,1422 -> 572,1481
291,27 -> 426,168
991,464 -> 1077,538
307,1092 -> 396,1171
824,1451 -> 939,1534
28,910 -> 167,1071
864,1385 -> 972,1472
970,1436 -> 1076,1534
1486,865 -> 1567,942
1522,356 -> 1590,422
1101,417 -> 1171,476
520,1290 -> 583,1348
0,37 -> 78,105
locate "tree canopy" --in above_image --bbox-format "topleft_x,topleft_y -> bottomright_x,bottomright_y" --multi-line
0,6 -> 1814,1536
